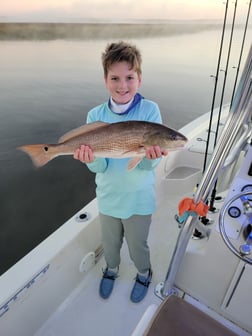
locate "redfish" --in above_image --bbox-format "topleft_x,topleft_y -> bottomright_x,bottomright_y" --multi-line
18,121 -> 187,170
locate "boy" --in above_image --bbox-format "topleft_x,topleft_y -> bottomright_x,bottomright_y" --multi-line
74,41 -> 168,303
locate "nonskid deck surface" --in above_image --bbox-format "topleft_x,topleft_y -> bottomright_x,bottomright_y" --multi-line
35,194 -> 182,336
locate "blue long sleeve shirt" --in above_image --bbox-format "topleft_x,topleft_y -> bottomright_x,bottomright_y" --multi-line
86,95 -> 162,219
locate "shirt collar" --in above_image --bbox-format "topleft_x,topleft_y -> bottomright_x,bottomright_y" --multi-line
108,93 -> 144,115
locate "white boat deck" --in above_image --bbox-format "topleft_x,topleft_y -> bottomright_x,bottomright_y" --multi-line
35,188 -> 182,336
35,182 -> 250,336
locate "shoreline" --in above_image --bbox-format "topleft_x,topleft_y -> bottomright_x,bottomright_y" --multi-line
0,22 -> 225,40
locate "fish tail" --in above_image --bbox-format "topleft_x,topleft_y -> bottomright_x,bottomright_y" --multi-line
18,144 -> 56,167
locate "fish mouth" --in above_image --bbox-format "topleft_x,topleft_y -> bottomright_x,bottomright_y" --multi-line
168,144 -> 187,151
169,139 -> 188,150
175,134 -> 188,144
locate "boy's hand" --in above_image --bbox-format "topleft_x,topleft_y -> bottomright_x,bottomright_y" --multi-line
74,145 -> 95,163
145,146 -> 168,160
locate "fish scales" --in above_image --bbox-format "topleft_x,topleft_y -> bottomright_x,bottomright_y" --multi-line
67,124 -> 145,156
18,120 -> 188,169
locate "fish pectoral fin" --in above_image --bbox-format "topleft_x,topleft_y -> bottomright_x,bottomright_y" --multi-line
123,145 -> 146,156
127,157 -> 143,170
59,121 -> 109,143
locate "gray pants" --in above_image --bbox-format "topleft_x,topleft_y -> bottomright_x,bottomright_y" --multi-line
99,213 -> 152,274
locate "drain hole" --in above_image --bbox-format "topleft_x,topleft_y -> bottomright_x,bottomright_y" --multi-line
75,212 -> 89,222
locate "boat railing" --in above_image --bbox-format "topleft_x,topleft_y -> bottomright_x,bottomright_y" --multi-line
223,123 -> 251,169
158,44 -> 252,298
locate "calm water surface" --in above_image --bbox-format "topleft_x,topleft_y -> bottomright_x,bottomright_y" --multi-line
0,24 -> 250,274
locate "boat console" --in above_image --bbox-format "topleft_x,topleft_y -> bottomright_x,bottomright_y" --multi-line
171,144 -> 252,334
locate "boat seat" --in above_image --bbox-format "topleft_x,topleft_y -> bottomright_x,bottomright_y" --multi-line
144,295 -> 237,336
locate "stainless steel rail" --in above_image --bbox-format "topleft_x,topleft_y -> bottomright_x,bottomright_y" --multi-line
159,45 -> 252,298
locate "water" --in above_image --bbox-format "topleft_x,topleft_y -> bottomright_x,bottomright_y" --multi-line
0,23 -> 250,274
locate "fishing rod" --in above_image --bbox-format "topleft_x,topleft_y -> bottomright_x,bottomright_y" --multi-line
208,0 -> 238,212
230,0 -> 252,109
208,0 -> 251,212
202,0 -> 229,174
189,1 -> 231,232
197,0 -> 229,226
214,0 -> 238,147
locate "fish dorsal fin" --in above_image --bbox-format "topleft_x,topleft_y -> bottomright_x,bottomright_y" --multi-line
59,121 -> 109,143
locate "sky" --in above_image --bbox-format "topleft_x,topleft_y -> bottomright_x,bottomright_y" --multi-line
0,0 -> 249,23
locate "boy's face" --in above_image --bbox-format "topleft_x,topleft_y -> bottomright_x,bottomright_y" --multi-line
104,61 -> 142,104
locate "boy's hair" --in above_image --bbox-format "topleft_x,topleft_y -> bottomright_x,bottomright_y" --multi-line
102,41 -> 142,78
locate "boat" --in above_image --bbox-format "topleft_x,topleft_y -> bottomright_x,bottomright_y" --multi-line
1,15 -> 252,336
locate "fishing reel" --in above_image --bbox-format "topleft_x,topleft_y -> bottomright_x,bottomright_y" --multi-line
219,191 -> 252,265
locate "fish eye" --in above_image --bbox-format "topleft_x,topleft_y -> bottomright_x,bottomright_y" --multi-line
44,146 -> 48,152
